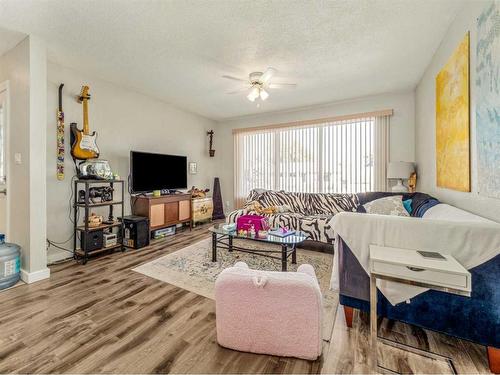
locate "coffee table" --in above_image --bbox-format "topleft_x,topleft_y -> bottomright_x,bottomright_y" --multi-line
209,224 -> 308,271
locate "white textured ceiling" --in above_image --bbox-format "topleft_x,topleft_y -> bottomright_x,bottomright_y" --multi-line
0,26 -> 26,57
0,0 -> 464,120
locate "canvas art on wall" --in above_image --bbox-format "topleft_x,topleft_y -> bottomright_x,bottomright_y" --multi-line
435,32 -> 470,192
476,1 -> 500,199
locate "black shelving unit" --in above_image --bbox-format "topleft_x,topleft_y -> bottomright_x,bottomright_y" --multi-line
73,179 -> 125,264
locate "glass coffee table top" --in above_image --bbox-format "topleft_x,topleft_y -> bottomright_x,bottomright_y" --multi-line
209,223 -> 308,245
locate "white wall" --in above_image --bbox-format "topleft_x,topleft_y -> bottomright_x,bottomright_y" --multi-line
0,35 -> 49,280
46,63 -> 217,259
28,35 -> 48,274
215,91 -> 415,209
415,0 -> 500,222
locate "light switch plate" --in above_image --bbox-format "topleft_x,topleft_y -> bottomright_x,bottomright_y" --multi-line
14,153 -> 22,164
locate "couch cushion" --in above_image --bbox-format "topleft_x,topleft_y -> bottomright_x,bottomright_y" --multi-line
356,192 -> 438,217
227,209 -> 303,229
266,213 -> 303,230
251,190 -> 312,214
308,193 -> 359,215
422,203 -> 497,223
227,208 -> 248,224
300,214 -> 336,243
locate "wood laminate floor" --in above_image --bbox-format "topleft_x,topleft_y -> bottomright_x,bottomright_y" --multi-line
0,222 -> 492,374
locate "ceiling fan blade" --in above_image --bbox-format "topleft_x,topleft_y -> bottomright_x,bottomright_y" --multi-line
222,75 -> 248,82
269,83 -> 297,89
226,87 -> 251,94
260,67 -> 277,84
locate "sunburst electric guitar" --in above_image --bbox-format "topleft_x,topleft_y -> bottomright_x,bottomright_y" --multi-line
70,86 -> 99,160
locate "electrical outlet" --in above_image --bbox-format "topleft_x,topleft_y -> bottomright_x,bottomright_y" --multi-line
225,201 -> 230,208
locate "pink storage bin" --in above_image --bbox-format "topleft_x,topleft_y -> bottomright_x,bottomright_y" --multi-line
236,215 -> 270,232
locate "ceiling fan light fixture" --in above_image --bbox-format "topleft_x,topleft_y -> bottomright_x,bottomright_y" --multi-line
260,88 -> 269,101
247,86 -> 260,102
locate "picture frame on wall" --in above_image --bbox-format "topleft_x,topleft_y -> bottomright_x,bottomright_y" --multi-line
476,1 -> 500,199
189,162 -> 197,175
435,32 -> 471,192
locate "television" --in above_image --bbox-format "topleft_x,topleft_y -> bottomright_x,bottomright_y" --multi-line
130,151 -> 187,193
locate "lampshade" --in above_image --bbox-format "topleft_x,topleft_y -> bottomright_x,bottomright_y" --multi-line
387,161 -> 414,179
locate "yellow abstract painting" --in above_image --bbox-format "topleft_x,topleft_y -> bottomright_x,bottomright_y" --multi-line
436,32 -> 470,192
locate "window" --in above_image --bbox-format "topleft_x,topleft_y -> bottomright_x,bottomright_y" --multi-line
234,112 -> 391,207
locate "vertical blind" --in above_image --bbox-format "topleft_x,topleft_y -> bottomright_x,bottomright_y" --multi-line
234,113 -> 391,208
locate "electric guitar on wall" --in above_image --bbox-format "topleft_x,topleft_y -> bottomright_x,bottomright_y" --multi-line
70,85 -> 100,160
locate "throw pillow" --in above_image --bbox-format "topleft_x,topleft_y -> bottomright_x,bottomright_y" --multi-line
403,199 -> 413,214
363,195 -> 410,216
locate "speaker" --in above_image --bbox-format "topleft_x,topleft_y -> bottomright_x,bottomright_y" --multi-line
122,215 -> 150,249
80,229 -> 104,252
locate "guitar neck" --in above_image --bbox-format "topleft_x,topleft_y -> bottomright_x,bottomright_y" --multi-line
82,99 -> 89,135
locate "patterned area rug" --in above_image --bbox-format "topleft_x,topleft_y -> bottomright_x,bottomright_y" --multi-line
133,237 -> 338,341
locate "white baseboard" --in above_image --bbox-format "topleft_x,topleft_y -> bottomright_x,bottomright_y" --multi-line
20,267 -> 50,284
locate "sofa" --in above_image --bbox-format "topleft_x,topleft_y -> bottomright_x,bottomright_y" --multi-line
227,189 -> 359,243
215,261 -> 323,360
227,189 -> 435,243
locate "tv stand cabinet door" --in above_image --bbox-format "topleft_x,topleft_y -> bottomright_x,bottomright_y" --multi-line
179,199 -> 191,221
164,202 -> 179,224
150,204 -> 165,228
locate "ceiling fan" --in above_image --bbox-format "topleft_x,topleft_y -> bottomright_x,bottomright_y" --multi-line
222,67 -> 296,102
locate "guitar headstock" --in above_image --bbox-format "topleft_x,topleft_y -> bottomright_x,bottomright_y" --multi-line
78,85 -> 91,103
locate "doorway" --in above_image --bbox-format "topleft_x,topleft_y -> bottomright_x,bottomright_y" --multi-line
0,81 -> 9,239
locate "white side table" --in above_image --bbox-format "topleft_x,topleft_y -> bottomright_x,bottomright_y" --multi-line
369,245 -> 471,373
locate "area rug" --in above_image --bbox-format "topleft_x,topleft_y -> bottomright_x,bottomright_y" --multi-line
133,238 -> 338,341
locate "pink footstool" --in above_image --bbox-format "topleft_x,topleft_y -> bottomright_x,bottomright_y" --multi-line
215,262 -> 323,360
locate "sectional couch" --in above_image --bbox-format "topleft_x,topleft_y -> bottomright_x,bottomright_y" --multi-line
227,189 -> 436,243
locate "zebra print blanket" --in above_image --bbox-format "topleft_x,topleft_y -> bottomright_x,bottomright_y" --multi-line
227,190 -> 359,243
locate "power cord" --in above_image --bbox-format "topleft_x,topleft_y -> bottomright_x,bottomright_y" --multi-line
46,239 -> 73,253
129,174 -> 147,214
46,174 -> 79,255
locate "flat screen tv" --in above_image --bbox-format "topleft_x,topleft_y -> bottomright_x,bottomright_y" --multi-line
130,151 -> 187,193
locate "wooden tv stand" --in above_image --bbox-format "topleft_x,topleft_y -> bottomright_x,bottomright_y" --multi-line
132,193 -> 192,236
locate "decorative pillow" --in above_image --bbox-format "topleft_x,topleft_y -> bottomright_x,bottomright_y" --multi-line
403,199 -> 413,214
363,196 -> 410,216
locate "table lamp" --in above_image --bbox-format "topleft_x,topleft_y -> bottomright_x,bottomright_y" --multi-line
387,161 -> 415,192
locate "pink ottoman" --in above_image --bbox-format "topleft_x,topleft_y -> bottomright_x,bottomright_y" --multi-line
215,262 -> 323,360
